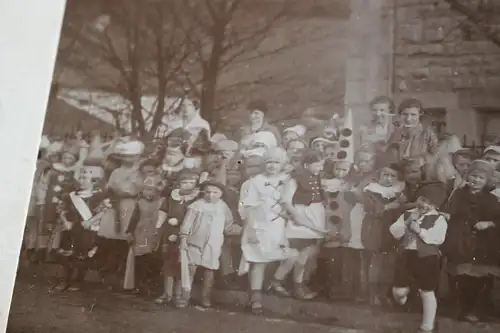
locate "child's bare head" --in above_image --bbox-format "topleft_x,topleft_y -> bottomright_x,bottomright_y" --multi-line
333,160 -> 352,180
378,164 -> 399,188
355,146 -> 376,173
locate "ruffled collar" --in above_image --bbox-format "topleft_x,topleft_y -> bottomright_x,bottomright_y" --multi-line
161,158 -> 185,173
74,188 -> 98,199
321,178 -> 348,192
171,188 -> 200,202
364,181 -> 404,199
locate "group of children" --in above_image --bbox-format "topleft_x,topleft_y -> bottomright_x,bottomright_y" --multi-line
24,97 -> 500,333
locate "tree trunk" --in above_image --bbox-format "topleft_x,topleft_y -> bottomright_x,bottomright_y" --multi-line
200,26 -> 225,128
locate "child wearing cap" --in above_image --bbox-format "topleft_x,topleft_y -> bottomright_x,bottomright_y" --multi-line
153,170 -> 200,305
269,149 -> 327,300
483,146 -> 500,169
282,125 -> 306,147
178,181 -> 241,308
442,159 -> 500,323
389,183 -> 448,333
123,174 -> 166,295
345,162 -> 404,304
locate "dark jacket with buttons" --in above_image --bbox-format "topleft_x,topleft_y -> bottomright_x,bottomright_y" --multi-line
291,171 -> 324,205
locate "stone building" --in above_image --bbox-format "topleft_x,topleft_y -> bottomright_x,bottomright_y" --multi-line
346,0 -> 500,147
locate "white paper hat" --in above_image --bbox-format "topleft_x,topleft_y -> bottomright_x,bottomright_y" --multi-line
284,125 -> 306,137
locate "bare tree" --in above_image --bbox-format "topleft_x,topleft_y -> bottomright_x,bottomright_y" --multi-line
55,0 -> 343,135
56,0 -> 191,138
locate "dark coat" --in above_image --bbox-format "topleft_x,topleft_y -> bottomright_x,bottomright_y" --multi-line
442,186 -> 500,266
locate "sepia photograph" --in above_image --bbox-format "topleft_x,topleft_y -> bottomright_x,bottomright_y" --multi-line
6,0 -> 500,332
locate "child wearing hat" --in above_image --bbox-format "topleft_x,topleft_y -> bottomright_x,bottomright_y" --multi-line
483,145 -> 500,169
270,149 -> 327,300
153,170 -> 200,305
98,140 -> 145,291
389,182 -> 448,333
442,159 -> 500,323
282,125 -> 307,147
55,162 -> 112,292
178,181 -> 241,308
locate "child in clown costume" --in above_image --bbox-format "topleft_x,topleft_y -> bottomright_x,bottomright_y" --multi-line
153,170 -> 201,305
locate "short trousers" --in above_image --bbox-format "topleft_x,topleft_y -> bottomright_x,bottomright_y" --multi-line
393,250 -> 440,292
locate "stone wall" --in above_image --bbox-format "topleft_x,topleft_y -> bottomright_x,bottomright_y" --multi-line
392,0 -> 500,141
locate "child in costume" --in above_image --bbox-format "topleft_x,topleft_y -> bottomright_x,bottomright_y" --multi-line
390,183 -> 448,333
178,181 -> 241,308
238,147 -> 298,313
316,111 -> 356,299
270,149 -> 327,300
443,160 -> 500,323
318,159 -> 355,299
40,143 -> 80,260
337,146 -> 377,302
358,162 -> 404,305
153,170 -> 200,305
55,161 -> 111,292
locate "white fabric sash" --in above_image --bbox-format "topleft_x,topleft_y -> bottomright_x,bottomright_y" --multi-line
69,191 -> 93,221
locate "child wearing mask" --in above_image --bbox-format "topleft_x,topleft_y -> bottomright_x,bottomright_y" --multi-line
390,183 -> 448,333
443,160 -> 500,324
269,149 -> 327,300
153,170 -> 200,305
178,181 -> 241,308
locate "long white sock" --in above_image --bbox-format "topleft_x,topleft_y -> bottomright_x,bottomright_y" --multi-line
420,290 -> 437,331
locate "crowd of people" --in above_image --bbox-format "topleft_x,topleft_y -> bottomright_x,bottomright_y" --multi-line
22,96 -> 500,333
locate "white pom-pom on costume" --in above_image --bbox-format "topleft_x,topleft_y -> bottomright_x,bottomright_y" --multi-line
168,234 -> 178,242
168,218 -> 179,226
57,175 -> 65,182
53,185 -> 62,192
